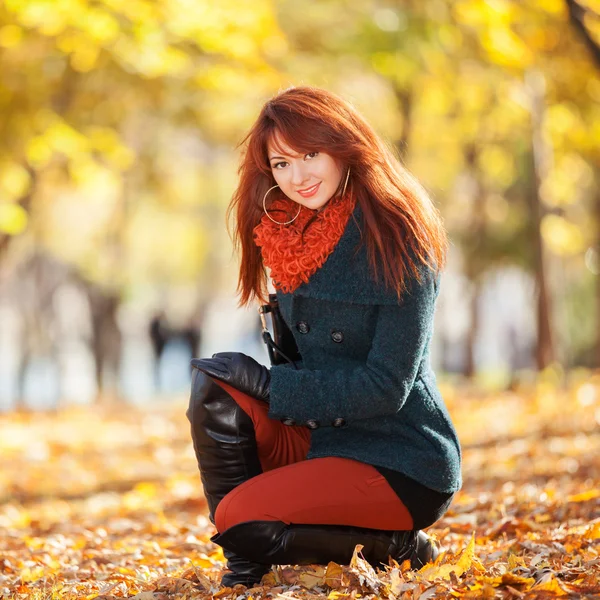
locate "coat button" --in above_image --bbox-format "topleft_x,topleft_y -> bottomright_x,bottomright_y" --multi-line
281,417 -> 296,426
332,418 -> 346,427
305,419 -> 320,430
331,329 -> 344,343
296,321 -> 310,334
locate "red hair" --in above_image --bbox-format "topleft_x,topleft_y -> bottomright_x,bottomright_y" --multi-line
227,86 -> 448,306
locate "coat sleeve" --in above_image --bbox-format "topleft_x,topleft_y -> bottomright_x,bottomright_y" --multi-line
267,268 -> 439,426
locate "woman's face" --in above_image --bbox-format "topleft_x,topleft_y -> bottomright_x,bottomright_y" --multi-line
267,134 -> 344,212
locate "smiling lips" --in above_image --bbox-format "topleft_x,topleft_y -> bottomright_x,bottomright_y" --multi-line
297,182 -> 321,198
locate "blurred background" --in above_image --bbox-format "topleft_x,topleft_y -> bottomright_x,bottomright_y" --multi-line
0,0 -> 599,411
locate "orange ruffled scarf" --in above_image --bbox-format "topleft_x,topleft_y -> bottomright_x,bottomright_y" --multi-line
253,194 -> 356,293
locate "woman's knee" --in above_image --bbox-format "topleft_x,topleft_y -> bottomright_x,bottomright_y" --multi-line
215,485 -> 251,532
187,373 -> 237,423
214,476 -> 280,532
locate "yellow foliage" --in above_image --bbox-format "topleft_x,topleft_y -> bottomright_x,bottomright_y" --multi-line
541,215 -> 585,256
454,0 -> 515,27
0,24 -> 24,48
0,203 -> 28,235
537,0 -> 566,14
84,127 -> 136,170
479,145 -> 515,186
78,8 -> 121,43
547,103 -> 584,137
26,136 -> 53,167
70,43 -> 100,72
584,9 -> 600,40
45,121 -> 90,156
0,161 -> 32,200
483,25 -> 533,68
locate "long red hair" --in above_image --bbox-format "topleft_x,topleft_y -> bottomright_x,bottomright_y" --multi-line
228,86 -> 448,306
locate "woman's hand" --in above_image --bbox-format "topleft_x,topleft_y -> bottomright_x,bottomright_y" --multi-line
191,352 -> 271,403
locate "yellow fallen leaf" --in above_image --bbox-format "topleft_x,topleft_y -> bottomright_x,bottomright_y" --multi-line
133,481 -> 159,497
420,532 -> 477,581
501,572 -> 535,587
327,592 -> 350,600
460,583 -> 496,598
471,576 -> 502,587
455,532 -> 475,572
420,563 -> 460,581
191,556 -> 215,569
583,522 -> 600,540
533,576 -> 569,596
507,554 -> 526,570
19,567 -> 45,583
477,584 -> 497,598
567,489 -> 600,502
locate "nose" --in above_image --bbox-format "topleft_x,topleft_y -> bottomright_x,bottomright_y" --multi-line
290,162 -> 309,187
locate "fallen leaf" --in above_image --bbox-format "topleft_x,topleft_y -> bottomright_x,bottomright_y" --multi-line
501,572 -> 535,587
298,569 -> 325,589
567,489 -> 600,502
532,575 -> 569,596
419,533 -> 477,581
324,562 -> 344,588
389,567 -> 404,596
349,544 -> 383,592
583,521 -> 600,540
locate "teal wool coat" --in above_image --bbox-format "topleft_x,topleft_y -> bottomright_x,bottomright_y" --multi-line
267,204 -> 462,494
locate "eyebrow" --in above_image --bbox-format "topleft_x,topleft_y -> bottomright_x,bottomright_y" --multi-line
268,149 -> 303,162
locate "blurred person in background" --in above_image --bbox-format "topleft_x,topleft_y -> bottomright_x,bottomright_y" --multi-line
149,310 -> 169,390
149,310 -> 202,392
188,86 -> 462,587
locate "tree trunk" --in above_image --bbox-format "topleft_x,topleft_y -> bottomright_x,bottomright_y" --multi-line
595,167 -> 600,368
526,71 -> 556,370
394,87 -> 413,161
462,144 -> 486,379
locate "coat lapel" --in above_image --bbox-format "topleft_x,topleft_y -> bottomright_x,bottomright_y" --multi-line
281,203 -> 403,306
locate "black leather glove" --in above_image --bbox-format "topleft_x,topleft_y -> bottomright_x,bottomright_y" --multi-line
191,352 -> 271,403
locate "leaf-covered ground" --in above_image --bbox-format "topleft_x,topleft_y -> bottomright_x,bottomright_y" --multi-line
1,370 -> 599,599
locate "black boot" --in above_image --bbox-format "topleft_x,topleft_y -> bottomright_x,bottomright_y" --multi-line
411,531 -> 439,568
187,369 -> 271,587
211,521 -> 438,570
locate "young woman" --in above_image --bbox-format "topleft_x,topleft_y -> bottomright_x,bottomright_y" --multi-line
187,86 -> 462,588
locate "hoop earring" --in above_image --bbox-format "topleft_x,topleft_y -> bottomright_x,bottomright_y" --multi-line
341,167 -> 351,198
262,185 -> 301,225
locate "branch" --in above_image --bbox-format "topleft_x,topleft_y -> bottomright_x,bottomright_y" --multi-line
565,0 -> 600,70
